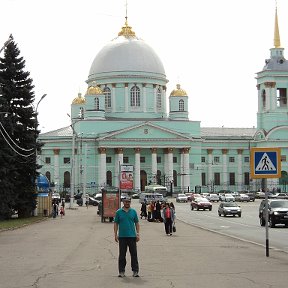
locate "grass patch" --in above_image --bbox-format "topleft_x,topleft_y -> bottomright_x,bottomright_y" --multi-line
0,216 -> 46,231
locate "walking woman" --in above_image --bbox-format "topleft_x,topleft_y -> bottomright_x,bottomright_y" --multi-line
162,202 -> 175,236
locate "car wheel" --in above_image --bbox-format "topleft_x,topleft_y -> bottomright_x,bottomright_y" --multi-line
209,207 -> 212,211
238,213 -> 241,217
191,205 -> 194,210
223,213 -> 227,217
269,217 -> 275,228
218,212 -> 221,216
260,216 -> 265,226
197,206 -> 199,211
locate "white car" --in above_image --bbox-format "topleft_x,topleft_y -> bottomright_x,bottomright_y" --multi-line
176,194 -> 188,203
206,193 -> 220,202
238,194 -> 250,202
220,194 -> 235,202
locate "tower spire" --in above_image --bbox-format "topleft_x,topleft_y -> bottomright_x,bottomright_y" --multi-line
274,4 -> 281,48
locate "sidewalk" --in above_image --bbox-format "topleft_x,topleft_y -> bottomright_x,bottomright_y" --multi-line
0,202 -> 288,288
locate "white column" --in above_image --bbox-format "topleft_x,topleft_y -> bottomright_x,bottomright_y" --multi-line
112,84 -> 116,112
183,148 -> 190,192
151,148 -> 157,184
125,84 -> 128,112
143,84 -> 146,112
222,149 -> 228,190
207,149 -> 213,191
82,142 -> 88,205
53,149 -> 60,192
134,148 -> 141,192
114,148 -> 123,188
98,147 -> 107,187
153,85 -> 157,113
237,149 -> 243,191
167,148 -> 173,181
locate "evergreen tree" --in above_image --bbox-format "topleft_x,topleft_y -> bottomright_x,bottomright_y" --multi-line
0,35 -> 38,219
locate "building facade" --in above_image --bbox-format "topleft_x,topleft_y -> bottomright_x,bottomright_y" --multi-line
39,9 -> 288,195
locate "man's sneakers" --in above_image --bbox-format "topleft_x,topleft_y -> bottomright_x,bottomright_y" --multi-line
118,271 -> 139,278
133,271 -> 139,277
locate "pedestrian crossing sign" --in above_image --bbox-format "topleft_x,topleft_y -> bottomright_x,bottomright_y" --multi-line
250,148 -> 281,179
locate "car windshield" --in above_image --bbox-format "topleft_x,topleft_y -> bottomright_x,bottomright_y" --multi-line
270,201 -> 288,208
178,194 -> 186,197
198,198 -> 209,202
223,203 -> 238,207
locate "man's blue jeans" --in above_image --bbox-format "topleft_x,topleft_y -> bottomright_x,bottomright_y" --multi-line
118,237 -> 139,273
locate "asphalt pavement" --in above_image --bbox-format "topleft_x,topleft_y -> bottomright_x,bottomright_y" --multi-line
0,200 -> 288,288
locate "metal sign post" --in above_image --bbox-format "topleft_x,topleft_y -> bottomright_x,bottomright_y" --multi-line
250,147 -> 281,257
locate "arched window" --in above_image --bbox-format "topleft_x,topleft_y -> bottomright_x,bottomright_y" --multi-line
261,90 -> 266,110
156,88 -> 162,109
64,171 -> 70,188
45,171 -> 51,182
130,85 -> 140,107
106,171 -> 112,186
179,99 -> 184,111
95,98 -> 100,110
104,87 -> 111,108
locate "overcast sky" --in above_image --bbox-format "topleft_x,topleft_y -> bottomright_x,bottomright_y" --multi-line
1,0 -> 287,132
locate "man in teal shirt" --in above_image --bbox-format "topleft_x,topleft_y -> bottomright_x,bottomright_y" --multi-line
114,197 -> 140,277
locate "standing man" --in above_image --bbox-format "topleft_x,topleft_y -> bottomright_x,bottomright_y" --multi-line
114,196 -> 140,278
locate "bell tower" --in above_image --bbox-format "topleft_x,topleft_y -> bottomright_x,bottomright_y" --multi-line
256,6 -> 288,132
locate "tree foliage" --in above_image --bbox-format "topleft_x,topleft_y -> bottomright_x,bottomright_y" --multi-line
0,35 -> 38,219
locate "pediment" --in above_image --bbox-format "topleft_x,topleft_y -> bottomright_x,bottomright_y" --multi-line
97,122 -> 191,141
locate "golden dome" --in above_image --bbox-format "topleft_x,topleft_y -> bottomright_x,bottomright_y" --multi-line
170,84 -> 188,96
72,93 -> 86,104
86,82 -> 103,95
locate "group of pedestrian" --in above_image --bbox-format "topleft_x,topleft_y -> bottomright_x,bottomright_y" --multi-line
52,199 -> 65,219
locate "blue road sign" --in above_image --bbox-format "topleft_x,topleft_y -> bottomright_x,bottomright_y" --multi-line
250,148 -> 281,179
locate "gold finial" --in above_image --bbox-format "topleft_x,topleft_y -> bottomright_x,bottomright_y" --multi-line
86,81 -> 103,95
118,0 -> 136,38
274,5 -> 281,48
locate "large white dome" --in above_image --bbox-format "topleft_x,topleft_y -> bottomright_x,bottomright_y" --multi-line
88,22 -> 166,81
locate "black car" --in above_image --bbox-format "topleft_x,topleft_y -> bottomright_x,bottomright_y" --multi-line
77,197 -> 99,206
259,199 -> 288,227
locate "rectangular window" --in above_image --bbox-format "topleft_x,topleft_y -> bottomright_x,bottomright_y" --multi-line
277,88 -> 287,107
244,172 -> 250,185
173,157 -> 177,163
214,173 -> 220,185
244,156 -> 249,163
214,157 -> 220,163
106,157 -> 111,163
64,157 -> 70,164
229,157 -> 235,163
123,157 -> 129,164
201,173 -> 206,186
45,157 -> 51,164
229,173 -> 235,185
157,156 -> 161,163
201,157 -> 205,163
140,157 -> 145,163
281,155 -> 286,162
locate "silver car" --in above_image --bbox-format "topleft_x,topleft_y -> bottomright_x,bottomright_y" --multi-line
218,202 -> 241,217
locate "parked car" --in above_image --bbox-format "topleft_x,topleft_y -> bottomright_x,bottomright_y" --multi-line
218,202 -> 241,217
52,193 -> 61,201
185,193 -> 193,201
206,193 -> 220,202
275,193 -> 288,199
255,192 -> 265,199
220,194 -> 235,202
190,198 -> 212,211
259,199 -> 288,227
77,196 -> 99,206
235,193 -> 250,202
243,192 -> 255,202
190,193 -> 201,201
176,193 -> 188,203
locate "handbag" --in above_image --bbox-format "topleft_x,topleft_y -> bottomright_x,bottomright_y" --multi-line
172,224 -> 176,233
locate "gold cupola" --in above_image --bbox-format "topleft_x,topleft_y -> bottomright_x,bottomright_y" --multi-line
170,84 -> 188,97
86,81 -> 103,95
72,93 -> 85,104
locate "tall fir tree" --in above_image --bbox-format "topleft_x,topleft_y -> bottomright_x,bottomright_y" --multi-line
0,35 -> 38,219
